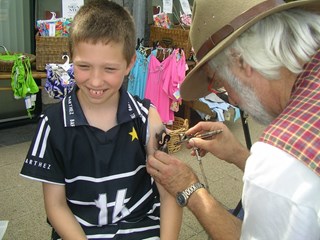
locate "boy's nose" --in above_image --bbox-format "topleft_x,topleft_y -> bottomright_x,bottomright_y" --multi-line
90,69 -> 104,86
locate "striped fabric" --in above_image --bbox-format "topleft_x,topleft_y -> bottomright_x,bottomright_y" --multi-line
20,87 -> 161,239
260,49 -> 320,177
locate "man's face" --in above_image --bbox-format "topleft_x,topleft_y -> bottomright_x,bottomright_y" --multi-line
215,65 -> 275,125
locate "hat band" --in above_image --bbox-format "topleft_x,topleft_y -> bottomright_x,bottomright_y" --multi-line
196,0 -> 285,61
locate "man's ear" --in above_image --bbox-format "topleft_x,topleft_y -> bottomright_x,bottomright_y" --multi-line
242,60 -> 253,78
235,55 -> 252,78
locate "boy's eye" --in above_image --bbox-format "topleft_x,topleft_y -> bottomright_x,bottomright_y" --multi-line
78,65 -> 89,70
105,67 -> 116,72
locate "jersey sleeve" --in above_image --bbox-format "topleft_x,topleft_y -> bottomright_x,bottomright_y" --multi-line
132,95 -> 151,146
20,113 -> 65,185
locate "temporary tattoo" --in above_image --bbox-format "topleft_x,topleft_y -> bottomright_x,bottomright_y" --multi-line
156,129 -> 171,153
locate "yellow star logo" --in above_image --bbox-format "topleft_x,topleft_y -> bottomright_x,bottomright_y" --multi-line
129,127 -> 139,141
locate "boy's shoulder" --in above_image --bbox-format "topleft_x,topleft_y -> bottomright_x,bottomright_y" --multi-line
131,94 -> 151,108
42,100 -> 63,116
40,100 -> 65,126
122,90 -> 152,117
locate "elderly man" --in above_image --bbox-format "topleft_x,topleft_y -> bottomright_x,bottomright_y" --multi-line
147,0 -> 320,239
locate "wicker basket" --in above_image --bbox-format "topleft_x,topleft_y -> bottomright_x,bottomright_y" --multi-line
166,117 -> 189,154
0,45 -> 36,72
149,25 -> 192,59
36,35 -> 70,71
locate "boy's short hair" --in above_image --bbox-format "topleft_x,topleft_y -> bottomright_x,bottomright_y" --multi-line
69,0 -> 136,64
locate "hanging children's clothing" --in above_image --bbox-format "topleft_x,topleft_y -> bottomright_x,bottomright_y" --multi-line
145,48 -> 186,124
162,49 -> 186,122
127,50 -> 151,99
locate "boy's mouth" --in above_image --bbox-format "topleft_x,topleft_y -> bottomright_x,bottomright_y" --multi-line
89,89 -> 105,96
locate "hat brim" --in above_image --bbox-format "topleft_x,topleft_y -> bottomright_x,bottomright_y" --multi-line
181,0 -> 320,100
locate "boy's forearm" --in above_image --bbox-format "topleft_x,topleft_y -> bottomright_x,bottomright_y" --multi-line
43,183 -> 87,240
188,188 -> 242,239
46,203 -> 87,240
160,193 -> 182,239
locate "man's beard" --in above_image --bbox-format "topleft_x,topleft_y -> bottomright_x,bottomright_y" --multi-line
220,66 -> 275,125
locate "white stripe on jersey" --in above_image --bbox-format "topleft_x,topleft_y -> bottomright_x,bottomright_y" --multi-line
65,165 -> 146,183
128,94 -> 148,123
56,223 -> 160,239
75,215 -> 97,227
58,236 -> 160,240
139,102 -> 149,123
56,225 -> 160,240
147,202 -> 161,215
39,125 -> 50,158
32,116 -> 50,158
128,94 -> 142,115
147,215 -> 160,221
19,174 -> 64,186
140,101 -> 149,116
127,188 -> 153,215
115,224 -> 160,234
62,97 -> 67,126
86,225 -> 160,239
143,236 -> 160,240
67,196 -> 130,207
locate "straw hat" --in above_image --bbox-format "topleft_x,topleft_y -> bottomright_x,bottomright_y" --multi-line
181,0 -> 320,100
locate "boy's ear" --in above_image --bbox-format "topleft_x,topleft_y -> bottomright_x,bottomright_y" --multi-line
125,53 -> 137,75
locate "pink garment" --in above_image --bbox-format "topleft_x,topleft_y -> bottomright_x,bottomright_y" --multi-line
162,49 -> 186,109
145,49 -> 186,124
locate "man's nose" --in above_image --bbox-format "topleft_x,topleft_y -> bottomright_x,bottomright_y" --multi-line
228,95 -> 238,106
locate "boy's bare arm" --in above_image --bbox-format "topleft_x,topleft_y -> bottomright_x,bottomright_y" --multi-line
42,183 -> 87,240
147,107 -> 182,240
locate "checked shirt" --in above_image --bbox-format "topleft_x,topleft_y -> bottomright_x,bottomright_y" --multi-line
260,49 -> 320,177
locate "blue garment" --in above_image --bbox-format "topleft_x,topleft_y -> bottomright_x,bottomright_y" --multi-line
127,50 -> 150,99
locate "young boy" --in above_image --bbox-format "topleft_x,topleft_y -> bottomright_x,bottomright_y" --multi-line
20,1 -> 182,239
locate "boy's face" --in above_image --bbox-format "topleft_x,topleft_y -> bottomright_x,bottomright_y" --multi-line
72,41 -> 135,105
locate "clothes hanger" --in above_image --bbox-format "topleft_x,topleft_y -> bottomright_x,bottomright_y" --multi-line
61,55 -> 71,71
136,38 -> 144,50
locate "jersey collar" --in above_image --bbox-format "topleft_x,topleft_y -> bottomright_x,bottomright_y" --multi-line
62,85 -> 143,128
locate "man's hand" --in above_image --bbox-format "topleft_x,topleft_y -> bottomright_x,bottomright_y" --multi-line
186,121 -> 249,171
147,151 -> 199,196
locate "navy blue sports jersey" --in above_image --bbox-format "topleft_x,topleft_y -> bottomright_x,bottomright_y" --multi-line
20,86 -> 160,239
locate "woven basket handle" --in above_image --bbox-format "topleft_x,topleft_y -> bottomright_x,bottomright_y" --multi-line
0,45 -> 9,55
160,38 -> 173,47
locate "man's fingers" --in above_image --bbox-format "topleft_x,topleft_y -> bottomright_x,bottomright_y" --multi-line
153,150 -> 172,164
189,138 -> 208,150
147,152 -> 168,174
147,160 -> 165,185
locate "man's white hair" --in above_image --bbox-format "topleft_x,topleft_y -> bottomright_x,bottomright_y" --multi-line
209,8 -> 320,79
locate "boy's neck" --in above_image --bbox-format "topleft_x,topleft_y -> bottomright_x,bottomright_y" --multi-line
77,90 -> 119,132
